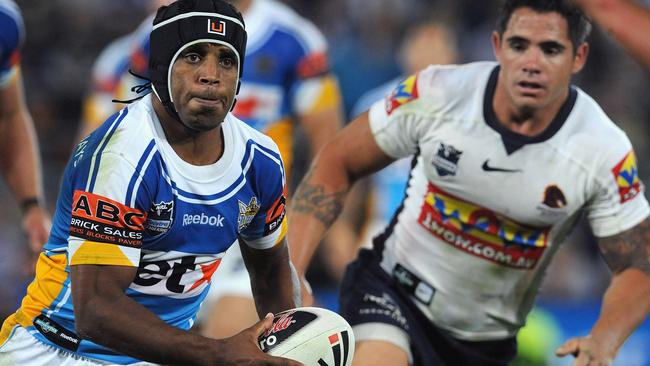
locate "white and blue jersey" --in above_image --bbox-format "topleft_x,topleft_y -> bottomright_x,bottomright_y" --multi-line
1,95 -> 288,364
0,0 -> 23,87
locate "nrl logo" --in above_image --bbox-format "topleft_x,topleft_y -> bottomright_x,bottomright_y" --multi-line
432,143 -> 462,177
145,200 -> 174,236
238,196 -> 259,232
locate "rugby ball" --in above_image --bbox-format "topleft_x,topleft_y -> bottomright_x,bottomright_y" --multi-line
258,307 -> 355,366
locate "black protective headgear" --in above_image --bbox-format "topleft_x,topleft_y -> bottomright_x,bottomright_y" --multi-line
149,0 -> 247,123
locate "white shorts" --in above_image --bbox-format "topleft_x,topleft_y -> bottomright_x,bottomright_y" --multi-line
0,326 -> 156,366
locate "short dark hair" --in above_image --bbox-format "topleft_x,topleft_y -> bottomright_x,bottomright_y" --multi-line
496,0 -> 592,50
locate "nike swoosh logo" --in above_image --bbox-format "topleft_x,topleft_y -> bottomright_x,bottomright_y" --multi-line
482,159 -> 522,173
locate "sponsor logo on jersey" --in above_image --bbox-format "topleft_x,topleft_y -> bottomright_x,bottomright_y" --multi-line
418,183 -> 549,269
264,188 -> 286,235
33,314 -> 80,352
182,212 -> 225,227
70,190 -> 146,247
385,74 -> 419,115
145,200 -> 174,236
238,196 -> 260,232
132,253 -> 221,297
612,150 -> 642,204
536,184 -> 567,219
207,18 -> 226,36
432,143 -> 462,177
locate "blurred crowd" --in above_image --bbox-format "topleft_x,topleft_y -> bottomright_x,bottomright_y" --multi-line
1,0 -> 649,327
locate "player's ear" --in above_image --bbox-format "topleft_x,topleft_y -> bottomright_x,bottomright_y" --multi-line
491,31 -> 502,62
572,42 -> 589,74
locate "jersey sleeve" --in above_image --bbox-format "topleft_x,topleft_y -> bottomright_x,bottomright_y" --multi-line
239,143 -> 288,250
66,132 -> 152,267
287,20 -> 341,116
586,146 -> 650,237
0,3 -> 24,87
368,71 -> 432,159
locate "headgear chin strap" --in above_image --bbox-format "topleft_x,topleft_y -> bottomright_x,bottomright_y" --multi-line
149,0 -> 247,124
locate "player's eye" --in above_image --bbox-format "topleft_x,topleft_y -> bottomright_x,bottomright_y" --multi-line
184,53 -> 201,63
541,44 -> 563,56
508,40 -> 527,52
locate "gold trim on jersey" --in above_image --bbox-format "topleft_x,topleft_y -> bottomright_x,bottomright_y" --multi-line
0,253 -> 68,344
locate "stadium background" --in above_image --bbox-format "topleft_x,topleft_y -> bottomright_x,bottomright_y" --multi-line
1,0 -> 649,364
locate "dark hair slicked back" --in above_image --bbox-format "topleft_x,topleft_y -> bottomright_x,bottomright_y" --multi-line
496,0 -> 592,50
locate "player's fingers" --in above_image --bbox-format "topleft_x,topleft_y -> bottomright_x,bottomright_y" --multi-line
263,355 -> 304,366
572,351 -> 591,366
556,338 -> 580,357
252,313 -> 275,337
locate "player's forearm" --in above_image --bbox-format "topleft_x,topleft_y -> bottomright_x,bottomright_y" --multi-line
249,245 -> 301,318
589,268 -> 650,357
288,149 -> 352,275
75,291 -> 220,365
577,0 -> 650,68
0,108 -> 44,205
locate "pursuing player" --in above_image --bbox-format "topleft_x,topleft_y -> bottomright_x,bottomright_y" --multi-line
574,0 -> 650,68
289,0 -> 650,365
75,0 -> 343,338
0,1 -> 302,365
0,0 -> 50,255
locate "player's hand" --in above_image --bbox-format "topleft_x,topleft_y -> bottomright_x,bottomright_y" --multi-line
555,336 -> 615,366
22,205 -> 51,253
216,313 -> 304,366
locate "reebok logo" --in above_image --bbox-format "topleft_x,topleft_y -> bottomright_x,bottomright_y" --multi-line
481,159 -> 521,173
182,213 -> 225,227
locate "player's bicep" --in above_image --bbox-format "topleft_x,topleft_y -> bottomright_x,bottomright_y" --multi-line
70,264 -> 137,332
596,217 -> 650,275
321,110 -> 395,181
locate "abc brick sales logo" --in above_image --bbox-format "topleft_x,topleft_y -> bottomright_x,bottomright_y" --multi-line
70,190 -> 146,247
207,18 -> 226,36
612,150 -> 643,204
385,73 -> 419,115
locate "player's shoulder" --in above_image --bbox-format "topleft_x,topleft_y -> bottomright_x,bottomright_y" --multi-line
0,0 -> 23,41
246,0 -> 326,52
416,61 -> 495,94
83,96 -> 157,161
571,88 -> 630,145
226,112 -> 282,156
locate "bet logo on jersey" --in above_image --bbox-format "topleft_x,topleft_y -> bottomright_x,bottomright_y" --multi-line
432,143 -> 462,177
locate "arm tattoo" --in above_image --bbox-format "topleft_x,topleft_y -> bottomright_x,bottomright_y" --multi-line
292,174 -> 347,227
597,218 -> 650,275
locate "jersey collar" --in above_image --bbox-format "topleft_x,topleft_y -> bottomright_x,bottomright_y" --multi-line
483,65 -> 577,155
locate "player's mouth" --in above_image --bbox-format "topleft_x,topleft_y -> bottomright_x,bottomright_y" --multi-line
516,81 -> 544,96
191,93 -> 227,108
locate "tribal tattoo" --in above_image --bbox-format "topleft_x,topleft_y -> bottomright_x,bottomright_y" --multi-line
291,172 -> 347,227
597,218 -> 650,275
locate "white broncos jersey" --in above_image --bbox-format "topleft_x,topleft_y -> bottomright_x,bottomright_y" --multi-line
368,61 -> 650,341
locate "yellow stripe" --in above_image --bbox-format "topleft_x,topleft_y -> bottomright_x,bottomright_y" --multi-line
264,119 -> 294,180
274,218 -> 288,247
308,76 -> 342,113
70,241 -> 136,266
1,253 -> 68,343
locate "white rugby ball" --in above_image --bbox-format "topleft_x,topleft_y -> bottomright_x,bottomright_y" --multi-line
258,307 -> 355,366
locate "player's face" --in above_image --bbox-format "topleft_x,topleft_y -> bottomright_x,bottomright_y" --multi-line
170,43 -> 238,132
492,7 -> 588,113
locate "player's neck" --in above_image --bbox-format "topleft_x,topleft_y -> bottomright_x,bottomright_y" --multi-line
153,99 -> 224,166
492,82 -> 569,137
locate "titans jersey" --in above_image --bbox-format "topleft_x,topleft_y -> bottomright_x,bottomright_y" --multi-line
368,61 -> 650,341
0,0 -> 23,87
1,95 -> 288,364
